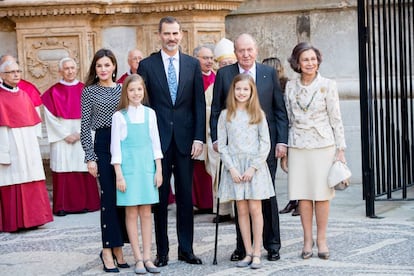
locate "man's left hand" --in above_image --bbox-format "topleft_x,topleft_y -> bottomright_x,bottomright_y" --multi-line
275,144 -> 288,159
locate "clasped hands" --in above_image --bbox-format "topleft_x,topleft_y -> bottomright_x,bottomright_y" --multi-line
229,167 -> 256,183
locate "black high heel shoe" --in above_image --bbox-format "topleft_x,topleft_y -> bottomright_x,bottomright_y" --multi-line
99,251 -> 119,273
279,201 -> 298,214
112,254 -> 130,268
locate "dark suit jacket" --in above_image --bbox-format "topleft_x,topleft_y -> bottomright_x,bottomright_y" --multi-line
210,62 -> 288,148
138,51 -> 206,155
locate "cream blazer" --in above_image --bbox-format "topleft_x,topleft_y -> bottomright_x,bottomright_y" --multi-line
285,73 -> 346,150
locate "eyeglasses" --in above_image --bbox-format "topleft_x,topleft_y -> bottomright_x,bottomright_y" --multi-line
3,70 -> 22,74
198,56 -> 214,61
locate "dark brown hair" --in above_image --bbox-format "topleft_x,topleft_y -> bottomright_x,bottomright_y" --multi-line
84,48 -> 118,86
288,42 -> 322,73
158,16 -> 181,33
262,57 -> 288,91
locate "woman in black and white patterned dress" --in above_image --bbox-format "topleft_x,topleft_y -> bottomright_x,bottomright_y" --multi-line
80,48 -> 129,273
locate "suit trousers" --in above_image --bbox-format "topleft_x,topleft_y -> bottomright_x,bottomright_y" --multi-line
153,138 -> 194,256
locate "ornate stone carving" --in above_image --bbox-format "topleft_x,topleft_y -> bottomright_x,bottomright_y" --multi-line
25,35 -> 80,92
0,1 -> 244,17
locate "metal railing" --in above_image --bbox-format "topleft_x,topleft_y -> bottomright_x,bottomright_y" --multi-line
358,0 -> 414,217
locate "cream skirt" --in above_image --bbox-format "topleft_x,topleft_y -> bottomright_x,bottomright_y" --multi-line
288,146 -> 335,201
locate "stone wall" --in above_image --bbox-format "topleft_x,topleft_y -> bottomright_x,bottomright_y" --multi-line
226,0 -> 361,182
0,0 -> 362,182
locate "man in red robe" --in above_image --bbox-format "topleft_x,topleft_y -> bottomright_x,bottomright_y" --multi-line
41,57 -> 100,216
0,54 -> 42,108
0,60 -> 53,232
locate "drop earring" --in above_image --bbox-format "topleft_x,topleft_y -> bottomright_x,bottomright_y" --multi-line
112,73 -> 116,78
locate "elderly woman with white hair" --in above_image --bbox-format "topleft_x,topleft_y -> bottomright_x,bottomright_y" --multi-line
41,57 -> 100,217
0,60 -> 53,232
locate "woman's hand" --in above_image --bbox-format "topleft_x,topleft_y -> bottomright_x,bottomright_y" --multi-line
280,155 -> 288,173
87,160 -> 98,178
229,168 -> 242,183
242,167 -> 256,182
336,149 -> 346,164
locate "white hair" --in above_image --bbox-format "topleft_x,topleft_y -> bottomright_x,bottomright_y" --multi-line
58,57 -> 77,71
0,60 -> 18,73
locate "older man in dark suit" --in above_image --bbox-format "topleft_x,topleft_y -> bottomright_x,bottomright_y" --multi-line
138,16 -> 206,267
210,33 -> 288,262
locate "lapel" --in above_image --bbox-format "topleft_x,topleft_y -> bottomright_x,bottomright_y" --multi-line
254,63 -> 268,92
176,52 -> 187,103
154,51 -> 173,102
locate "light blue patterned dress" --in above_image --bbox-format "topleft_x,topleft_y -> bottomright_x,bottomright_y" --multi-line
217,109 -> 275,201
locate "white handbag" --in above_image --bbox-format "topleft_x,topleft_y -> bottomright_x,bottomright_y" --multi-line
328,161 -> 352,190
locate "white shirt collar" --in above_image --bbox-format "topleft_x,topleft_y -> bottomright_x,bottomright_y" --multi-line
238,63 -> 256,81
0,82 -> 19,93
161,50 -> 179,62
59,79 -> 79,86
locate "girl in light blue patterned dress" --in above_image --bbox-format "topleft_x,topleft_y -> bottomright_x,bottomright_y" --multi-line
217,74 -> 274,269
110,74 -> 163,274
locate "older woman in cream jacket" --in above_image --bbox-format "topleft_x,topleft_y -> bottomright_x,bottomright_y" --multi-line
284,42 -> 346,260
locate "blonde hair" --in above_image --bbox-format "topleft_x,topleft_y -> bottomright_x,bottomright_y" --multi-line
117,74 -> 148,111
226,74 -> 264,124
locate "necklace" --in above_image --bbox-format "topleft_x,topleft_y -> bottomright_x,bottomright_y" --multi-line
296,88 -> 318,112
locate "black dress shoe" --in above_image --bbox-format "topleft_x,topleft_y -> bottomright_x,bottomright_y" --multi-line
292,206 -> 300,216
55,210 -> 67,216
212,214 -> 232,223
267,250 -> 280,261
178,251 -> 202,265
154,255 -> 168,267
230,249 -> 246,261
279,201 -> 298,214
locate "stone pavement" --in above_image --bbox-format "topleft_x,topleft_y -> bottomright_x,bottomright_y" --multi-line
1,175 -> 414,276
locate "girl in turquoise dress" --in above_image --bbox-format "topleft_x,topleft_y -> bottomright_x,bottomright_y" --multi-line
110,74 -> 163,274
218,74 -> 274,269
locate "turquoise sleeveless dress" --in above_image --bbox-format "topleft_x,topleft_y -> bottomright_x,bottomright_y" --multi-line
116,107 -> 159,206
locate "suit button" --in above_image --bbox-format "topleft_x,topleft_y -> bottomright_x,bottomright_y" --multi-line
170,121 -> 173,125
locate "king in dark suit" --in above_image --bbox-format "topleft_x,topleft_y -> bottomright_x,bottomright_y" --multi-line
210,33 -> 289,262
137,16 -> 206,267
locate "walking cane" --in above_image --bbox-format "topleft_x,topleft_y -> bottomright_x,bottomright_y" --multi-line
213,160 -> 222,265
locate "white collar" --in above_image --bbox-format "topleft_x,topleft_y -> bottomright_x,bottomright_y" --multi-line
59,79 -> 79,86
0,83 -> 19,93
161,50 -> 179,62
238,63 -> 256,76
